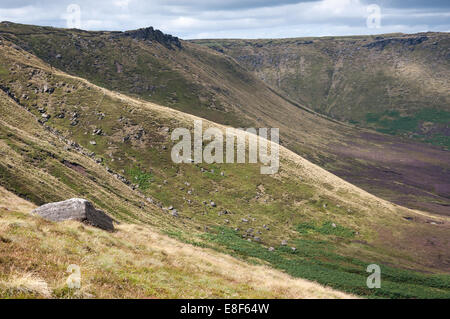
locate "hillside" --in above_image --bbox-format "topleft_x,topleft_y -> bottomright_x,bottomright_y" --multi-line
0,22 -> 449,217
0,187 -> 353,298
192,33 -> 450,148
0,36 -> 449,298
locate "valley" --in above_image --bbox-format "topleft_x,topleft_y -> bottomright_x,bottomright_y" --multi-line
0,23 -> 448,299
0,22 -> 448,216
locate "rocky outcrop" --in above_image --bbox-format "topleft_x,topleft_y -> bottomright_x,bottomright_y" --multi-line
32,198 -> 114,231
117,27 -> 181,49
363,36 -> 428,50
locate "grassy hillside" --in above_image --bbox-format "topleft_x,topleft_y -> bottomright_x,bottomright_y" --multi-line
1,22 -> 449,216
0,187 -> 353,299
0,37 -> 449,298
193,33 -> 450,149
1,22 -> 448,217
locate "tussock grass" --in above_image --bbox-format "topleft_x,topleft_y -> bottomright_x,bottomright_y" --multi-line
0,273 -> 51,298
0,201 -> 353,299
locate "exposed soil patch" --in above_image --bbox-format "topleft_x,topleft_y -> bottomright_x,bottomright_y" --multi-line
62,160 -> 87,176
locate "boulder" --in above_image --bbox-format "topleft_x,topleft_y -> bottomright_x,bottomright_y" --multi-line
32,198 -> 114,231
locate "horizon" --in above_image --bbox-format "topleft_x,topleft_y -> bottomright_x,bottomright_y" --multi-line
0,1 -> 449,39
1,20 -> 447,41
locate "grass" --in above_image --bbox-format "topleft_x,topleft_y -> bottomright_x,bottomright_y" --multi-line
203,227 -> 450,299
1,273 -> 52,298
297,221 -> 355,238
0,64 -> 8,76
1,22 -> 448,219
366,109 -> 450,148
127,167 -> 154,190
193,34 -> 450,148
0,205 -> 352,299
0,35 -> 448,299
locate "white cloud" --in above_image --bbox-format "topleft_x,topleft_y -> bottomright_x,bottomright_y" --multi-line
0,0 -> 448,38
114,0 -> 131,9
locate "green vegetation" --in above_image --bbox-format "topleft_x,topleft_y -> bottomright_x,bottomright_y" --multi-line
0,24 -> 449,299
366,109 -> 450,148
127,167 -> 154,190
194,34 -> 450,148
204,227 -> 450,299
1,22 -> 448,219
0,64 -> 8,76
297,221 -> 355,238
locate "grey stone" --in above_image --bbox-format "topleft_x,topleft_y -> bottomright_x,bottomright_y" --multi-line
281,240 -> 288,246
32,198 -> 114,231
268,247 -> 275,252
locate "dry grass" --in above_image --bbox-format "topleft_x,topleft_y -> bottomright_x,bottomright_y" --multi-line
0,273 -> 51,298
0,186 -> 36,214
0,188 -> 354,299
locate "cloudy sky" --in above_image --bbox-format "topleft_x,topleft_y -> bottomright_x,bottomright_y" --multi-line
0,0 -> 448,39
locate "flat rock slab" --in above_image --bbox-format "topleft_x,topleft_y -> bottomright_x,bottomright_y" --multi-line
32,198 -> 114,231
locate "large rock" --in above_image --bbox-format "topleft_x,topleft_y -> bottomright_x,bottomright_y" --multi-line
32,198 -> 114,231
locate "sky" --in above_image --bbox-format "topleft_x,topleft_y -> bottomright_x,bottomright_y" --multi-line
0,0 -> 448,39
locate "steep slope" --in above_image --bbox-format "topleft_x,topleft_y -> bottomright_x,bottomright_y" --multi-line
193,33 -> 450,148
0,44 -> 351,298
0,37 -> 449,298
0,23 -> 449,216
0,187 -> 353,299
